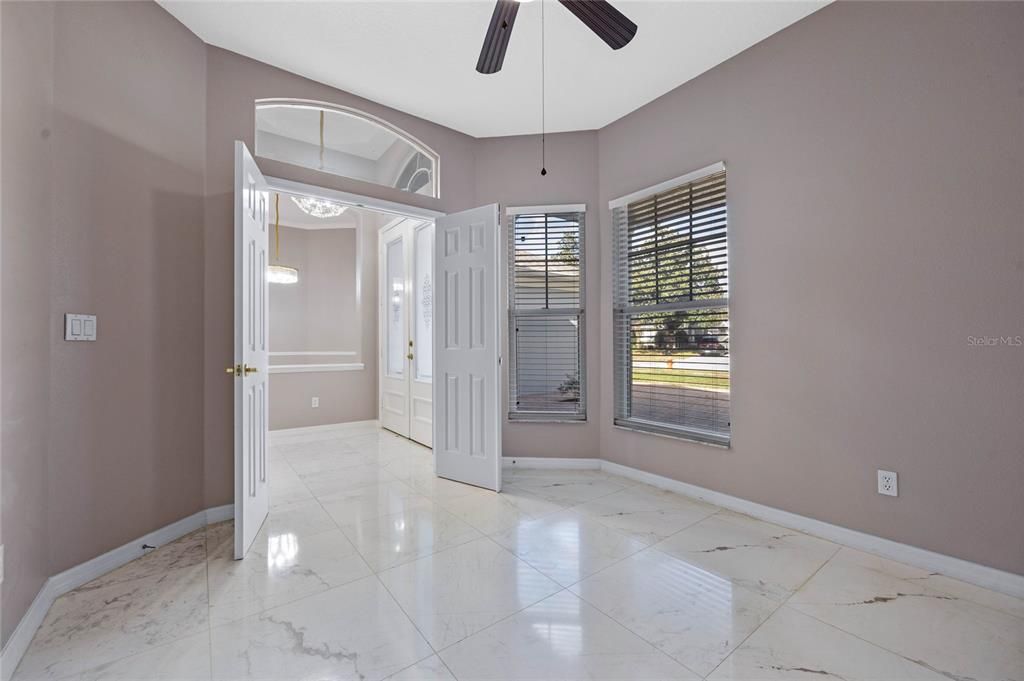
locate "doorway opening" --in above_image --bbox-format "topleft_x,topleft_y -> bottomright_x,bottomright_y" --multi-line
263,190 -> 430,440
233,142 -> 503,559
259,177 -> 442,461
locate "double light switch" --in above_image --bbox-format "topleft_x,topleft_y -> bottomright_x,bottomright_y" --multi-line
64,313 -> 97,341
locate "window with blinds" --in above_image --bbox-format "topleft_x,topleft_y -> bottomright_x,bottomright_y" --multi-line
611,164 -> 729,445
508,207 -> 586,421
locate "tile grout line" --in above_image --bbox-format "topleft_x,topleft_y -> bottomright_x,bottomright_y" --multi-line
778,551 -> 1006,681
272,432 -> 447,678
699,542 -> 843,679
31,531 -> 216,681
298,433 -> 450,667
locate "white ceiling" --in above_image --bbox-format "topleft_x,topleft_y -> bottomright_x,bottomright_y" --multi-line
160,1 -> 826,138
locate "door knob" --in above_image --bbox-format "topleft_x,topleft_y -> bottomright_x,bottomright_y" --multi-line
244,365 -> 259,375
225,365 -> 241,377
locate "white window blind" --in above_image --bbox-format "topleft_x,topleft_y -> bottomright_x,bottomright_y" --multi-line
508,208 -> 586,420
612,166 -> 729,445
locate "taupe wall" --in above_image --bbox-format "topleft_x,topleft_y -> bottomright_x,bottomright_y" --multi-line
3,0 -> 1023,650
268,223 -> 379,430
47,0 -> 207,575
474,132 -> 602,459
2,0 -> 207,645
1,0 -> 55,645
595,1 -> 1024,575
269,226 -> 359,353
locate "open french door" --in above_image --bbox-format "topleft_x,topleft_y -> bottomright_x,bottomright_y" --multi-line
232,141 -> 270,559
434,205 -> 502,491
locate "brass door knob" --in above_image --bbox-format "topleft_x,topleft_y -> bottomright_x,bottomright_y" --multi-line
226,365 -> 241,377
244,365 -> 259,375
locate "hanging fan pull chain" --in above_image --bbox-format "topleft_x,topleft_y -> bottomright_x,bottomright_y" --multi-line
540,0 -> 547,176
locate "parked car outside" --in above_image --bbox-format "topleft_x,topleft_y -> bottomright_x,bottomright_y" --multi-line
698,336 -> 726,356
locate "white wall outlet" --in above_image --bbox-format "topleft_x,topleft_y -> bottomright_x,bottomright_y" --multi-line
64,313 -> 97,341
311,397 -> 319,408
877,470 -> 898,497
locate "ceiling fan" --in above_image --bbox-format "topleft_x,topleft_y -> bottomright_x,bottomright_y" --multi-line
476,0 -> 638,74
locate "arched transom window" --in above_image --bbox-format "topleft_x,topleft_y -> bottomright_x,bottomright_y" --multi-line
255,99 -> 440,198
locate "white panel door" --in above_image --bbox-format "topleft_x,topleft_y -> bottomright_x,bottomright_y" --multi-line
409,220 -> 434,447
434,205 -> 502,491
379,224 -> 411,438
233,141 -> 270,559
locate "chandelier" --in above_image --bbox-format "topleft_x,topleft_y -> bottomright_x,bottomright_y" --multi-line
290,195 -> 347,219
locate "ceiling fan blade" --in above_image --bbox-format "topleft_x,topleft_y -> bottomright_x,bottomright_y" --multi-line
476,0 -> 521,74
557,0 -> 637,50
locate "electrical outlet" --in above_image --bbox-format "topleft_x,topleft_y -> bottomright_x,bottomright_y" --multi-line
311,397 -> 319,408
877,470 -> 898,497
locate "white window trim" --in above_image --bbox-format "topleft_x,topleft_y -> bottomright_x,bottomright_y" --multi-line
507,204 -> 586,216
611,163 -> 730,447
609,161 -> 725,210
506,204 -> 587,423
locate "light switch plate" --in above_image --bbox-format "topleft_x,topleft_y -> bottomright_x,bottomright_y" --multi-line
65,313 -> 97,341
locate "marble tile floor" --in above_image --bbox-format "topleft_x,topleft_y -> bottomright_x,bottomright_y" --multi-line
13,422 -> 1024,680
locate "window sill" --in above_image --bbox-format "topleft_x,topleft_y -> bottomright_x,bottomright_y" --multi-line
612,420 -> 730,449
507,416 -> 588,425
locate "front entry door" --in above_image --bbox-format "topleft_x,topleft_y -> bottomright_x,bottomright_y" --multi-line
379,219 -> 434,446
434,205 -> 502,491
380,224 -> 411,437
232,141 -> 270,559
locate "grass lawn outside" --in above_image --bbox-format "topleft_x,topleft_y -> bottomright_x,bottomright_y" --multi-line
631,365 -> 730,391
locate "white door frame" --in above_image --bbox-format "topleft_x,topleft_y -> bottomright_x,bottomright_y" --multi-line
233,173 -> 445,555
262,175 -> 443,437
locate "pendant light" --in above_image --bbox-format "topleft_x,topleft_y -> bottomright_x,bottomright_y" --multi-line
268,193 -> 299,284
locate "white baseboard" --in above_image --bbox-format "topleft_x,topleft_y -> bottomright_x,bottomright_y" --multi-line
1,504 -> 236,681
598,460 -> 1024,601
500,455 -> 1024,599
1,581 -> 54,681
204,504 -> 235,525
